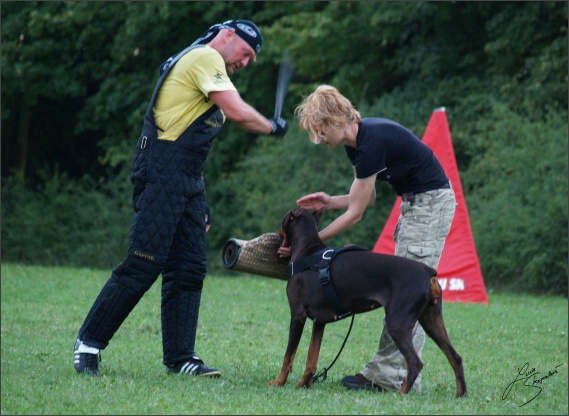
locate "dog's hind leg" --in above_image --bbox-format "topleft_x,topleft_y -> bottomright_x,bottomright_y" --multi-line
295,321 -> 326,388
384,314 -> 423,395
268,316 -> 306,386
418,277 -> 467,397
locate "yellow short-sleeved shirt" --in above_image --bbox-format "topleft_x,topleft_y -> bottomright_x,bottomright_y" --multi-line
153,46 -> 237,141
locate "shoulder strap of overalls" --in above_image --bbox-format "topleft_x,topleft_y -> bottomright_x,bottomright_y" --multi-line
147,44 -> 205,110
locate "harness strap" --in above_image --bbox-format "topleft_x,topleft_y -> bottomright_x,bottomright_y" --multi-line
287,250 -> 325,277
288,245 -> 366,320
318,264 -> 351,319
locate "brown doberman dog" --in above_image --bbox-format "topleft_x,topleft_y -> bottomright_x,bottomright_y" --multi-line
267,208 -> 467,397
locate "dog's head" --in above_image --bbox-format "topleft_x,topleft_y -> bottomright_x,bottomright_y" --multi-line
277,208 -> 324,249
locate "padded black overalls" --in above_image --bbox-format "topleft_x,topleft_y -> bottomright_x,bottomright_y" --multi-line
78,45 -> 224,366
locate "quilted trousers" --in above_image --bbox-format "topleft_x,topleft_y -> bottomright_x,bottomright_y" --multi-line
77,132 -> 209,366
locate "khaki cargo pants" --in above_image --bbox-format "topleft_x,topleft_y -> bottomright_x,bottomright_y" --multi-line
360,186 -> 456,392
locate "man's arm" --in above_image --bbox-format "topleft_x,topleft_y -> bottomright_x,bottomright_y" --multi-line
209,90 -> 273,134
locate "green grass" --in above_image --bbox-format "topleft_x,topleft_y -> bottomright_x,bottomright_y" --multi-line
1,263 -> 567,415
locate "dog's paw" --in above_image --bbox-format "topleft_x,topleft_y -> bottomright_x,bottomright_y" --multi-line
294,379 -> 313,389
267,379 -> 285,387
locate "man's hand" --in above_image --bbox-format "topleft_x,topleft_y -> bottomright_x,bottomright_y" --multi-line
205,205 -> 211,232
277,246 -> 291,258
269,117 -> 288,138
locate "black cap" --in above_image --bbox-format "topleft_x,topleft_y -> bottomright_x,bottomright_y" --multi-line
221,19 -> 263,55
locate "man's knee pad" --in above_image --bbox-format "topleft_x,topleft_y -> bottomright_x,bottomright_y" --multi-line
163,248 -> 207,292
113,252 -> 164,291
162,271 -> 204,292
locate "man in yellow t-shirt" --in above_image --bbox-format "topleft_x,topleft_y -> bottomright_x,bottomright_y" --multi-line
74,20 -> 287,378
153,45 -> 236,143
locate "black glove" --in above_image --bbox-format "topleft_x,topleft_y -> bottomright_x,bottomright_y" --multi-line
269,117 -> 288,138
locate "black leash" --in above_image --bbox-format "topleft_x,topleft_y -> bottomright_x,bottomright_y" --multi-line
312,314 -> 355,383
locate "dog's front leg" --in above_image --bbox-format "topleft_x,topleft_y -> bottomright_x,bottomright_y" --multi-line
295,321 -> 326,388
268,317 -> 306,386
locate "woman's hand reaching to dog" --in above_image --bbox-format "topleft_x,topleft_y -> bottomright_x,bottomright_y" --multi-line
297,191 -> 351,212
297,192 -> 333,211
279,187 -> 365,257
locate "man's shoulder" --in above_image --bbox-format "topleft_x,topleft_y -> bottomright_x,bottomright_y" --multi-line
173,46 -> 226,77
184,45 -> 222,63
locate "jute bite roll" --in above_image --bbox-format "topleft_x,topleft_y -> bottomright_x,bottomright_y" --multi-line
221,232 -> 289,280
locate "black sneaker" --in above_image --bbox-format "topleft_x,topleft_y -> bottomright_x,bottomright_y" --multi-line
74,340 -> 101,376
167,355 -> 221,377
341,373 -> 382,391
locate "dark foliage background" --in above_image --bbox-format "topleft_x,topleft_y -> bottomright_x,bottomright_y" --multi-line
2,1 -> 567,295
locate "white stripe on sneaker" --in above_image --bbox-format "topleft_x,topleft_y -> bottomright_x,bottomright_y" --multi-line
180,362 -> 198,374
76,341 -> 100,355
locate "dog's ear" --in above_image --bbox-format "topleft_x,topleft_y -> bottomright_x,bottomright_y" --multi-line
283,208 -> 300,228
312,208 -> 324,225
291,208 -> 303,220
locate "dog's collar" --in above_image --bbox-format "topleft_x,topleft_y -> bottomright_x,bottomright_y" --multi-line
288,245 -> 365,278
288,248 -> 329,277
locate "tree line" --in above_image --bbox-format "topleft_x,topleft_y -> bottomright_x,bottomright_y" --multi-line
1,1 -> 567,295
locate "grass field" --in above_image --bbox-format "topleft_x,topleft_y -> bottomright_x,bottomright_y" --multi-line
1,263 -> 567,415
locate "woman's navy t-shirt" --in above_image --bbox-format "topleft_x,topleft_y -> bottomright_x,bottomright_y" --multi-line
344,118 -> 449,195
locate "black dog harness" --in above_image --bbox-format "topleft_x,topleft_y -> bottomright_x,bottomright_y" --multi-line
288,245 -> 366,320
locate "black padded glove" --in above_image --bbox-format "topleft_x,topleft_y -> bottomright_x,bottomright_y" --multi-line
269,117 -> 288,138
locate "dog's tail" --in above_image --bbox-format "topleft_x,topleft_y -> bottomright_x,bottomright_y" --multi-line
429,275 -> 442,305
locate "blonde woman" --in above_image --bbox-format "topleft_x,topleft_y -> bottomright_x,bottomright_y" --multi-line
280,85 -> 456,393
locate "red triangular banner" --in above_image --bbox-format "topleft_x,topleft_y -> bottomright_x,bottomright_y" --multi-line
373,108 -> 488,304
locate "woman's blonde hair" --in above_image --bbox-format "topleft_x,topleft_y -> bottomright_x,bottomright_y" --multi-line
294,85 -> 361,144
